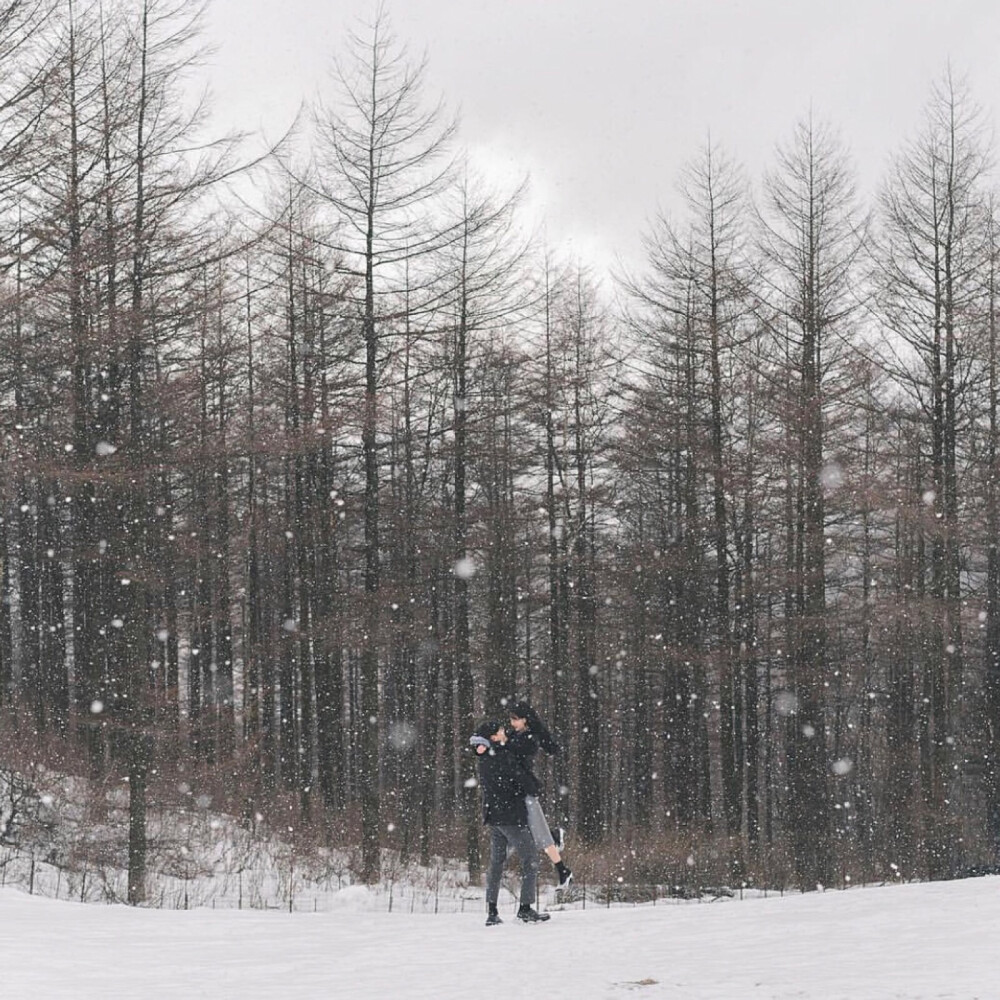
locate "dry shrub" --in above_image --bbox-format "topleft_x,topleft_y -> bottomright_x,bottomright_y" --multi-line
556,827 -> 797,897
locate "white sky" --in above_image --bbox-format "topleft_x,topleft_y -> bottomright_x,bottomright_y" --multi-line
202,0 -> 1000,273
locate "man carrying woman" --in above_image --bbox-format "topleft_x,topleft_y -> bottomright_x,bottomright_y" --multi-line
470,719 -> 551,925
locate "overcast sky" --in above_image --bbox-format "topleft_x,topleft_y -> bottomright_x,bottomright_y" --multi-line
202,0 -> 1000,273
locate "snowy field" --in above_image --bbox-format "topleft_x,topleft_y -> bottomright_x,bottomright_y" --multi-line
4,875 -> 998,999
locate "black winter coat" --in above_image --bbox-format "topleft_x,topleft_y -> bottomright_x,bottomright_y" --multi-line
508,707 -> 560,761
476,742 -> 540,827
507,727 -> 560,767
506,711 -> 560,797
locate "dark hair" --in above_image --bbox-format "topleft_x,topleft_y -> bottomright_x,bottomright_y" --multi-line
508,700 -> 533,720
474,719 -> 504,741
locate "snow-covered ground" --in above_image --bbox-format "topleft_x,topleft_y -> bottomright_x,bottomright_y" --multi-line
4,875 -> 997,999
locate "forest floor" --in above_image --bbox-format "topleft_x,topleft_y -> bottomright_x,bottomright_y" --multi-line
3,872 -> 997,998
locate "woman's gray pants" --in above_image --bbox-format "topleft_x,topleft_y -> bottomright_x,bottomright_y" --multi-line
486,825 -> 538,906
525,795 -> 555,850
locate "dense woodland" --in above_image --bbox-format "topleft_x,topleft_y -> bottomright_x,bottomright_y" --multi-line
2,0 -> 1000,903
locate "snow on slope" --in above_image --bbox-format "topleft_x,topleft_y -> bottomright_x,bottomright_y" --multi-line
4,875 -> 997,999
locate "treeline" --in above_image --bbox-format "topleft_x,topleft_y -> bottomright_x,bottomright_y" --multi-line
1,0 -> 999,900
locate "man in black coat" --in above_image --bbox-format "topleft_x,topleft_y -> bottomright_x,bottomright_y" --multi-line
471,720 -> 550,925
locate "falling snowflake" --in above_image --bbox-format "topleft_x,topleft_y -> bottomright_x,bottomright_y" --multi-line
774,690 -> 799,717
454,557 -> 476,579
820,463 -> 843,490
387,721 -> 417,751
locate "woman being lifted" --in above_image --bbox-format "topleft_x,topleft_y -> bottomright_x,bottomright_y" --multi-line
506,700 -> 573,888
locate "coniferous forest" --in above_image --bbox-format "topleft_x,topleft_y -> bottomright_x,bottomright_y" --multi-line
3,0 -> 1000,903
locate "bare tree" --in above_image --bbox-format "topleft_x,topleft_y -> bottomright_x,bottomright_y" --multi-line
758,114 -> 866,888
875,71 -> 989,877
309,5 -> 455,881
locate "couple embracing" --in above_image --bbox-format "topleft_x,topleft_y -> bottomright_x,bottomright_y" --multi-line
470,701 -> 573,926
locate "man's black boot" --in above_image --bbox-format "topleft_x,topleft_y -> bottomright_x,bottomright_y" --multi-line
516,904 -> 551,923
486,906 -> 502,926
